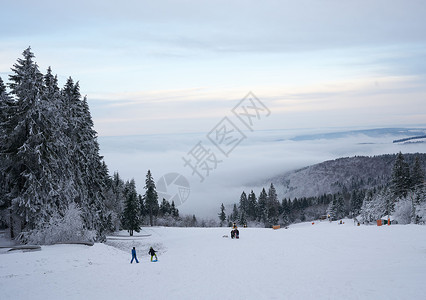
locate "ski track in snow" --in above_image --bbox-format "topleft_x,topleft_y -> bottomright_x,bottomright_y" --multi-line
1,221 -> 426,300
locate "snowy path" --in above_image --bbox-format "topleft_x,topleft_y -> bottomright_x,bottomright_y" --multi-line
1,221 -> 426,299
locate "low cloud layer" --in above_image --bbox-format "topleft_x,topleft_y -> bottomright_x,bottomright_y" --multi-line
99,127 -> 426,218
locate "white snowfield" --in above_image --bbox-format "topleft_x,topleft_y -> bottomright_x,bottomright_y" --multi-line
1,220 -> 426,300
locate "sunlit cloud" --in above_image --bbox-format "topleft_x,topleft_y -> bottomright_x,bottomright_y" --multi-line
85,72 -> 426,136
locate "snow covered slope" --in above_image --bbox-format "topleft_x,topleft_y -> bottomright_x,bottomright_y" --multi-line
1,222 -> 426,300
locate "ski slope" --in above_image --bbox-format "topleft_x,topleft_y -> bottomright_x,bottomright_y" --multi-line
1,220 -> 426,300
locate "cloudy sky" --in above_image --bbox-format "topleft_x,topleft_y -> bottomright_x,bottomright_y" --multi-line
1,1 -> 426,216
1,0 -> 426,136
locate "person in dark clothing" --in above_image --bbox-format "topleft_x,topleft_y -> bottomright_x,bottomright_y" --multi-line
149,247 -> 158,261
130,247 -> 139,264
231,228 -> 240,239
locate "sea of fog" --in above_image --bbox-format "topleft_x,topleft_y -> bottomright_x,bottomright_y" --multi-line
98,127 -> 426,218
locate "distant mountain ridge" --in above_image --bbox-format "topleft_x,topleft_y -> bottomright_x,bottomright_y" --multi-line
288,128 -> 426,142
269,153 -> 426,199
393,135 -> 426,144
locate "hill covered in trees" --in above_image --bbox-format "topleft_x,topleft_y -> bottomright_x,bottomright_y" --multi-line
270,153 -> 426,199
223,153 -> 425,227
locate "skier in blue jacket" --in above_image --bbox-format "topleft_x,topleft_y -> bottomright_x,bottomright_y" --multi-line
131,247 -> 139,263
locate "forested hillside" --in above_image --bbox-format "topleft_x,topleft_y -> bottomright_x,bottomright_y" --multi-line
225,153 -> 425,227
271,153 -> 426,199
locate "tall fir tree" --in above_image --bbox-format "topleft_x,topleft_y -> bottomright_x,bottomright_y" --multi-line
104,171 -> 124,231
138,194 -> 146,220
63,79 -> 108,235
77,92 -> 109,234
281,198 -> 291,225
257,188 -> 268,224
4,47 -> 57,230
411,156 -> 424,191
327,193 -> 345,220
350,189 -> 364,216
230,204 -> 239,222
121,179 -> 141,236
247,190 -> 257,221
391,152 -> 411,198
144,170 -> 159,226
40,66 -> 76,216
0,77 -> 14,196
0,76 -> 16,235
238,191 -> 248,217
266,183 -> 280,226
218,203 -> 226,226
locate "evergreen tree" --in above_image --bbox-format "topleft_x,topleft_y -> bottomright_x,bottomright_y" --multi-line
238,191 -> 248,217
60,77 -> 109,235
144,170 -> 159,226
218,203 -> 226,226
266,183 -> 280,226
247,190 -> 257,221
0,76 -> 15,223
239,211 -> 247,226
413,187 -> 426,224
79,95 -> 108,234
230,204 -> 239,222
106,171 -> 125,230
159,198 -> 172,216
0,76 -> 5,94
170,201 -> 179,218
4,47 -> 64,231
257,188 -> 268,224
281,198 -> 291,215
121,179 -> 141,236
281,198 -> 291,225
391,152 -> 411,198
327,193 -> 345,220
0,76 -> 14,129
360,188 -> 390,223
103,172 -> 123,232
350,189 -> 363,216
411,156 -> 425,191
191,214 -> 198,227
40,67 -> 76,216
0,48 -> 110,240
138,194 -> 146,219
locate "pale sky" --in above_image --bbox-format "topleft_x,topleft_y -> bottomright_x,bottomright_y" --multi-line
1,0 -> 426,137
2,1 -> 426,217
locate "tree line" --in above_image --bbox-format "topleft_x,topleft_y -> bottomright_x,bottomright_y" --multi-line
221,152 -> 425,227
117,170 -> 185,236
0,47 -> 110,241
0,48 -> 199,243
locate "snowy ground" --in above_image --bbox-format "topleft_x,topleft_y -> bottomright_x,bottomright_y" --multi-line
1,220 -> 426,300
